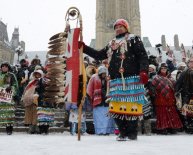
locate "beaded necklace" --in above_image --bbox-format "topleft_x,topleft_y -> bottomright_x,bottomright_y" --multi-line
107,33 -> 134,90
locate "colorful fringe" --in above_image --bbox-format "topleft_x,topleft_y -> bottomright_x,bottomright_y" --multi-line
108,113 -> 143,120
108,76 -> 145,104
37,107 -> 54,126
0,102 -> 15,125
107,76 -> 145,119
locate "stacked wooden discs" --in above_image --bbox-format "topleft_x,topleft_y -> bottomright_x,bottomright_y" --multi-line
44,32 -> 67,107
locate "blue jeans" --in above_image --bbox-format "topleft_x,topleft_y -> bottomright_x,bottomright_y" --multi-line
70,122 -> 87,135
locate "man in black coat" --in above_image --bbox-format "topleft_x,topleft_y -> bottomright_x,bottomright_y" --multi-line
175,57 -> 193,133
79,19 -> 149,141
16,59 -> 29,104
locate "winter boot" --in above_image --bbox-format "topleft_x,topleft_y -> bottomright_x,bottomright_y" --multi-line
34,125 -> 40,134
29,125 -> 35,134
6,125 -> 13,135
44,125 -> 49,135
116,134 -> 126,141
39,125 -> 44,134
41,125 -> 46,134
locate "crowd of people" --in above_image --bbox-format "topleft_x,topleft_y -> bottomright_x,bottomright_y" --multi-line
0,18 -> 193,142
78,18 -> 193,141
80,48 -> 193,140
0,58 -> 53,135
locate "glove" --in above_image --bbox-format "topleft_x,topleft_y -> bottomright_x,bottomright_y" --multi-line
139,71 -> 148,85
78,41 -> 85,49
5,86 -> 12,93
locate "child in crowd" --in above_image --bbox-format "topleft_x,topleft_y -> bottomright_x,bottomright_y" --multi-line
66,102 -> 86,135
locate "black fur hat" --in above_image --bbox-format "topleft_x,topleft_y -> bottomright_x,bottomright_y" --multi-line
157,62 -> 169,75
1,62 -> 12,71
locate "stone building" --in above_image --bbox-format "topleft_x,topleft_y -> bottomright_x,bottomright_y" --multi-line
0,20 -> 25,65
93,0 -> 192,64
95,0 -> 141,49
0,20 -> 14,64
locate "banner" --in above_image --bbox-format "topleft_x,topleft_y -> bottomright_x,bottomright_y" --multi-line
64,28 -> 80,103
0,87 -> 13,103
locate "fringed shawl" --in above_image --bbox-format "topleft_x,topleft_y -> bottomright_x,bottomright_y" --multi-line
22,79 -> 39,107
87,74 -> 103,107
152,74 -> 175,99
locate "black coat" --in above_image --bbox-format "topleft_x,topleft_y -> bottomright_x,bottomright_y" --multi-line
83,36 -> 149,79
175,68 -> 193,104
35,78 -> 45,107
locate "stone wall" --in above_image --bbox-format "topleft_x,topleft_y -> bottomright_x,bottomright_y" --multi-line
95,0 -> 141,49
0,21 -> 15,64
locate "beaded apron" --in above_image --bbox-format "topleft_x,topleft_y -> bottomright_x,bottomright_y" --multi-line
107,76 -> 145,120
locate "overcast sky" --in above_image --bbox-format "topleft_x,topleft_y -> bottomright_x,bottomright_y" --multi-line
0,0 -> 193,51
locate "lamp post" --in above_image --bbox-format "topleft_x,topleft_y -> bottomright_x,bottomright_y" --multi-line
15,46 -> 23,64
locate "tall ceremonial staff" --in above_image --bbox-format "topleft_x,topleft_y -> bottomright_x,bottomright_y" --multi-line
47,7 -> 86,140
74,7 -> 87,141
64,7 -> 87,141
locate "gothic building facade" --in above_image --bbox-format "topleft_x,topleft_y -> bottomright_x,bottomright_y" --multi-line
0,20 -> 25,64
95,0 -> 141,49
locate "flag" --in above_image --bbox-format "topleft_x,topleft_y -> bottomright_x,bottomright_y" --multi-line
64,28 -> 80,103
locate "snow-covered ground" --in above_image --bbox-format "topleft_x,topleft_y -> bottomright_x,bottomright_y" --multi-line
0,132 -> 193,155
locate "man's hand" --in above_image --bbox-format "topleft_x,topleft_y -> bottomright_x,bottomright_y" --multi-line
21,77 -> 27,84
78,41 -> 85,49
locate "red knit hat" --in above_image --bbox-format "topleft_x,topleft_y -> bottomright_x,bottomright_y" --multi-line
113,19 -> 129,32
